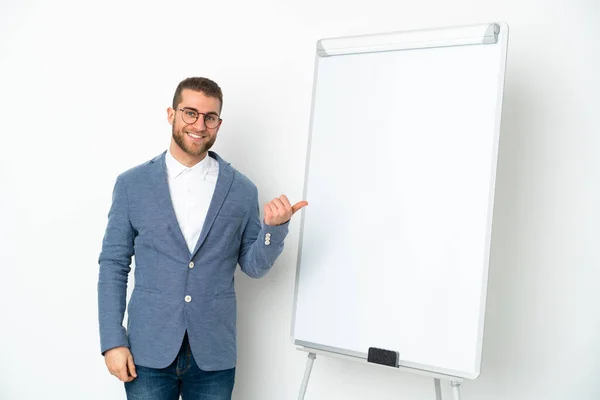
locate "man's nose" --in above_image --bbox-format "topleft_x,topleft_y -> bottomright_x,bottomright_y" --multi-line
191,116 -> 206,130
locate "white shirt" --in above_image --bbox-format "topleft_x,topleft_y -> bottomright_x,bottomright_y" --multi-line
165,149 -> 220,254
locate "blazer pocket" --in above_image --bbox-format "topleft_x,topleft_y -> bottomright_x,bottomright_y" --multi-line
133,285 -> 161,294
213,291 -> 236,299
211,293 -> 237,329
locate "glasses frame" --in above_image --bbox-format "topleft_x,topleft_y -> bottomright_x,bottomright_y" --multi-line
178,107 -> 222,129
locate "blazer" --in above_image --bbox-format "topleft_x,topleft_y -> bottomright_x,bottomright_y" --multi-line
97,151 -> 289,370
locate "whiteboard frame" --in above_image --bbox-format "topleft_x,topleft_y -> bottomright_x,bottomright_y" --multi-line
291,22 -> 509,381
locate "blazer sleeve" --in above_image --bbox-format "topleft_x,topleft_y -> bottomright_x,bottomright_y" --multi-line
238,187 -> 289,279
97,176 -> 135,355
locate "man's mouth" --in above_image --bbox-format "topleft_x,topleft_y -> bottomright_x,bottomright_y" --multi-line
187,132 -> 204,140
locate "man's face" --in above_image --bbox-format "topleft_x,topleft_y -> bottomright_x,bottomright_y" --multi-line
167,89 -> 222,159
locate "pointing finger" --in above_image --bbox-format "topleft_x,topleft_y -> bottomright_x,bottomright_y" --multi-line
291,201 -> 309,214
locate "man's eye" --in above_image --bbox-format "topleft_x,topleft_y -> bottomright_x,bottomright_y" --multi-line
185,111 -> 197,117
206,115 -> 216,122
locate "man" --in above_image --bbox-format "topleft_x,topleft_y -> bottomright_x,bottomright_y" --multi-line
97,77 -> 307,399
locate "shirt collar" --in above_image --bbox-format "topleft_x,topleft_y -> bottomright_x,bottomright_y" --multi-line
165,149 -> 212,180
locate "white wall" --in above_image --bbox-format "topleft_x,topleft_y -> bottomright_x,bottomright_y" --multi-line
0,0 -> 598,399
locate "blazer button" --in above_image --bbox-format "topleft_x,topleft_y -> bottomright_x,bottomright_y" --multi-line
189,261 -> 194,269
185,295 -> 192,303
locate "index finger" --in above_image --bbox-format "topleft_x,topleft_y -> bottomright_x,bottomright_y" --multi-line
278,194 -> 292,208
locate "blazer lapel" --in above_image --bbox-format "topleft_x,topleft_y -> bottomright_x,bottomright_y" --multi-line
148,151 -> 189,252
191,151 -> 234,258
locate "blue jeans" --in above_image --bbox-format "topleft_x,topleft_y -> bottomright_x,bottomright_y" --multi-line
125,333 -> 235,400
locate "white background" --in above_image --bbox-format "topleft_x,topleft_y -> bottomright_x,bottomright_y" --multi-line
0,1 -> 598,399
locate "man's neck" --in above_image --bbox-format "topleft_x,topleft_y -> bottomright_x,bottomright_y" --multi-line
169,142 -> 207,168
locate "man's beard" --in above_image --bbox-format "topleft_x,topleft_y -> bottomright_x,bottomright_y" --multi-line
172,126 -> 216,157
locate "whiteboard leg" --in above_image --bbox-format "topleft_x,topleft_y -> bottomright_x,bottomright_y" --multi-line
434,378 -> 442,400
298,353 -> 317,400
451,381 -> 461,400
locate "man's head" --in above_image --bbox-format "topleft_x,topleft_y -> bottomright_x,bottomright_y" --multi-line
167,77 -> 223,165
172,77 -> 223,112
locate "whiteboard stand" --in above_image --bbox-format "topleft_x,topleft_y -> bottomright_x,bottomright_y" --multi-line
298,352 -> 316,400
292,20 -> 509,400
434,378 -> 443,400
451,380 -> 462,400
296,346 -> 464,400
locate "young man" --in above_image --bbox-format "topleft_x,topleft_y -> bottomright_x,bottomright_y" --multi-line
97,77 -> 307,399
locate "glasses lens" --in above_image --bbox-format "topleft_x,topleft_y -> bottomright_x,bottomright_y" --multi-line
181,109 -> 198,124
204,114 -> 220,128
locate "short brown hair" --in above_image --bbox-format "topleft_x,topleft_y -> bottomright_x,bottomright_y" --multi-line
172,77 -> 223,112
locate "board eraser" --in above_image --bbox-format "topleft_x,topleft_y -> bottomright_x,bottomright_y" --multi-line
367,347 -> 399,368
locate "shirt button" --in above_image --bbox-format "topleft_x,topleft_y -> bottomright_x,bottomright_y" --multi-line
265,240 -> 271,246
189,261 -> 194,269
185,295 -> 192,302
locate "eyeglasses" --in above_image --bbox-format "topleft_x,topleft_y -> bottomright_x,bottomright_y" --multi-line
178,108 -> 221,129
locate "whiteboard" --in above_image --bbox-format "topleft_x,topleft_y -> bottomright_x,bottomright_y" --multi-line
292,23 -> 509,380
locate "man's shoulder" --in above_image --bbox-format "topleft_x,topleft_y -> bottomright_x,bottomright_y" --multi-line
116,151 -> 164,184
211,151 -> 257,193
231,166 -> 257,193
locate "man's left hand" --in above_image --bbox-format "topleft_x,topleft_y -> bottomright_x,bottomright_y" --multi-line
264,194 -> 308,226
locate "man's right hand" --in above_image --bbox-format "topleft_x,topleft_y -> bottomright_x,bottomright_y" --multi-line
104,346 -> 137,382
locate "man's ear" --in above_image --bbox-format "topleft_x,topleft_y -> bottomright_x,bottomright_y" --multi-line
167,107 -> 175,125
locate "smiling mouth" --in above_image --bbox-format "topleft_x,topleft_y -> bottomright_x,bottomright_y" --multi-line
187,132 -> 205,140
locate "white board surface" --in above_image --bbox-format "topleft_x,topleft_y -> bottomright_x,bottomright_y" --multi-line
292,23 -> 509,379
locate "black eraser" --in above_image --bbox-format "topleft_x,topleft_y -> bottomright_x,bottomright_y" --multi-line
367,347 -> 399,368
